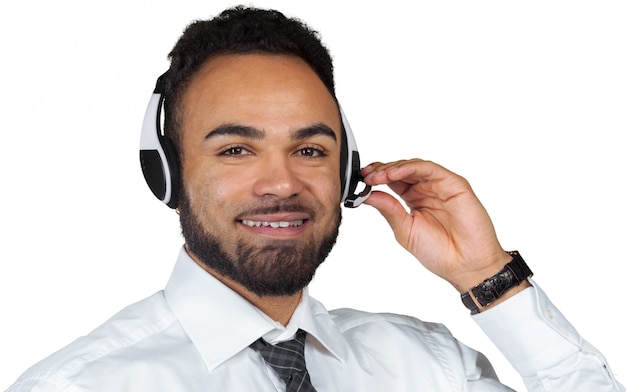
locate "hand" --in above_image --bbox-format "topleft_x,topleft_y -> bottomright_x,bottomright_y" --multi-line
362,159 -> 513,293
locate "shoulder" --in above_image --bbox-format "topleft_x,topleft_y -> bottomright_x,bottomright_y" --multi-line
328,308 -> 457,352
8,292 -> 180,391
329,307 -> 452,337
327,308 -> 498,384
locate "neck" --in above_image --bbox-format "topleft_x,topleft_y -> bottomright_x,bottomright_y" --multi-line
189,254 -> 302,326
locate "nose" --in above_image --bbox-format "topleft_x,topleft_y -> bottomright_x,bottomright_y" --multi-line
252,156 -> 305,200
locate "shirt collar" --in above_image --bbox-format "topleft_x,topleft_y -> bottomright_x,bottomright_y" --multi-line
164,247 -> 349,371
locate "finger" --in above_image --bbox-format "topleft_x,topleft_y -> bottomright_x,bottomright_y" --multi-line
361,159 -> 415,182
360,162 -> 383,177
366,159 -> 471,201
363,159 -> 439,186
384,159 -> 447,185
363,190 -> 412,242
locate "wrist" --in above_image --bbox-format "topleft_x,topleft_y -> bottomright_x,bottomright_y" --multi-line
460,251 -> 533,315
453,251 -> 514,293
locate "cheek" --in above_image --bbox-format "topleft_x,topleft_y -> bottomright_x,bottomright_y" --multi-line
306,169 -> 342,207
185,165 -> 252,210
332,174 -> 343,203
182,160 -> 218,206
307,157 -> 342,204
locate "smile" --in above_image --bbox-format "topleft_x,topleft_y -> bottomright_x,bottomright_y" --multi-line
241,219 -> 305,228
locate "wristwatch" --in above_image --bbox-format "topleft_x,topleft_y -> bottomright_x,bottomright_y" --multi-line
460,251 -> 533,314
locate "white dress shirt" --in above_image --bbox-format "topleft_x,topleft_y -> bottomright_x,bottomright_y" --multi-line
7,248 -> 624,391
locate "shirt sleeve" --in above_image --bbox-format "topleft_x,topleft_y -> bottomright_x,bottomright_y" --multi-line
472,278 -> 625,391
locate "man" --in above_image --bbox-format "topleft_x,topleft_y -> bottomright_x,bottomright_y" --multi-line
7,6 -> 624,391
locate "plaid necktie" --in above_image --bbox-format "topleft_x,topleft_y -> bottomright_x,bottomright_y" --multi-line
250,329 -> 317,392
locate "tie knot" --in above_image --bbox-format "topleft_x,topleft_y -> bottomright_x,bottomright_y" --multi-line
251,329 -> 317,391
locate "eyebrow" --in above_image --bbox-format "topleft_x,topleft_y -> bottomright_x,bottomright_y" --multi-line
205,124 -> 264,140
205,123 -> 337,142
292,124 -> 337,142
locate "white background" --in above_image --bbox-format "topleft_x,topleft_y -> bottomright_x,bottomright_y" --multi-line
1,1 -> 625,390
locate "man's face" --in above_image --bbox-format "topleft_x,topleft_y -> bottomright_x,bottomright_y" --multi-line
178,53 -> 342,297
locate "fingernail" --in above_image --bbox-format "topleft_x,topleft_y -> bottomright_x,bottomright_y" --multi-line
363,163 -> 376,171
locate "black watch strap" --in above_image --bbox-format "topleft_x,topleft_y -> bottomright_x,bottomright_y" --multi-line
460,251 -> 533,314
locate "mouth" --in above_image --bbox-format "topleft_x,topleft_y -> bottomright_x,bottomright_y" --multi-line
236,211 -> 311,238
241,219 -> 305,228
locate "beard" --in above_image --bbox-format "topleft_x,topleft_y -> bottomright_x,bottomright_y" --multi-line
178,192 -> 341,297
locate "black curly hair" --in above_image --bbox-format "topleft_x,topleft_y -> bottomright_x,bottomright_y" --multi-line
163,6 -> 336,153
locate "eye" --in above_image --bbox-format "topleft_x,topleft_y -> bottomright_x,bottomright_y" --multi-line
296,146 -> 327,158
220,146 -> 251,156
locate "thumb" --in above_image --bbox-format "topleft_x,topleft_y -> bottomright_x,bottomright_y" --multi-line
363,190 -> 412,243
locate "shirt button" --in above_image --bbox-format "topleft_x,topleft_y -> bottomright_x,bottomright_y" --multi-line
544,308 -> 554,320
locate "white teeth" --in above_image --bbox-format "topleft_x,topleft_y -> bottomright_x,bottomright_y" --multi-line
242,219 -> 304,228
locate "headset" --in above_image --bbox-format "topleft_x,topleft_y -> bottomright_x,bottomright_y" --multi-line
140,73 -> 372,209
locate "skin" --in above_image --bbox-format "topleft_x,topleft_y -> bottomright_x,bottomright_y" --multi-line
179,53 -> 342,324
179,53 -> 528,323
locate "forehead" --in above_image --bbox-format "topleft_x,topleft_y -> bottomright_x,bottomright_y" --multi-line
180,53 -> 341,136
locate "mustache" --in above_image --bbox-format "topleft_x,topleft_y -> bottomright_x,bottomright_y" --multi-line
235,201 -> 317,220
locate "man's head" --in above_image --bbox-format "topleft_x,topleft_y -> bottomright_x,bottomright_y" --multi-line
164,7 -> 343,297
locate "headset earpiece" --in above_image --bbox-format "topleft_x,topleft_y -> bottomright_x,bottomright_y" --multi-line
139,75 -> 371,209
139,74 -> 180,208
339,106 -> 372,208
